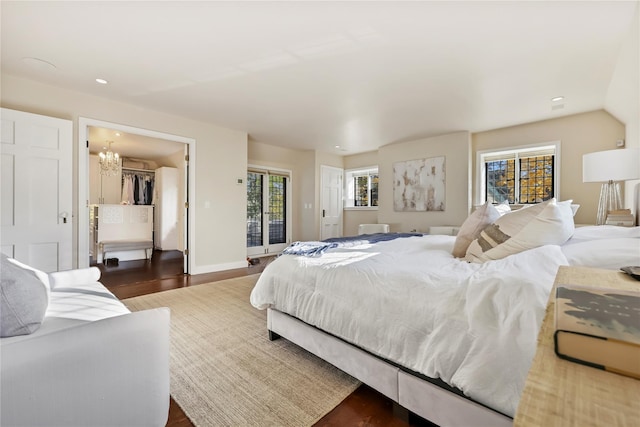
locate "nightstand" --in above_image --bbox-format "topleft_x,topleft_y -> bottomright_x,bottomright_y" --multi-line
513,266 -> 640,426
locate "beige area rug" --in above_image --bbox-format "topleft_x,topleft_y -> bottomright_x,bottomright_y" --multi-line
124,274 -> 360,426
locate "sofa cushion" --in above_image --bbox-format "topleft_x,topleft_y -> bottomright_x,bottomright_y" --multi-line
46,282 -> 130,322
1,254 -> 49,337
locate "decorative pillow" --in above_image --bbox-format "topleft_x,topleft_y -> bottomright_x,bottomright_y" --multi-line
465,199 -> 575,262
452,202 -> 501,258
570,204 -> 580,216
6,256 -> 51,295
495,201 -> 511,216
0,254 -> 49,337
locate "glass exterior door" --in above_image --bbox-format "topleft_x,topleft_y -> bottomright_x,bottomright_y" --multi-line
247,171 -> 289,256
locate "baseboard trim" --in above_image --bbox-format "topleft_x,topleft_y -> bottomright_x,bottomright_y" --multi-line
191,260 -> 248,275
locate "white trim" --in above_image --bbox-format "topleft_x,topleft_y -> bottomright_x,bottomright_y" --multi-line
475,141 -> 561,205
246,164 -> 293,256
345,165 -> 378,174
77,117 -> 196,274
344,165 -> 379,208
344,206 -> 378,211
248,163 -> 292,176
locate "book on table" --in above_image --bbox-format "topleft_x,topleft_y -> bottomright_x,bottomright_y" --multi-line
554,284 -> 640,379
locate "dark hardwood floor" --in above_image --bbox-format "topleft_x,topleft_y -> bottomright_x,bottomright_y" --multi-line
101,251 -> 434,427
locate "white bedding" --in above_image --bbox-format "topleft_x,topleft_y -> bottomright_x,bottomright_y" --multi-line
250,235 -> 571,417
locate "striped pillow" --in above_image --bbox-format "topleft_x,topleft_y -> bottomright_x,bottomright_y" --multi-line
465,199 -> 574,262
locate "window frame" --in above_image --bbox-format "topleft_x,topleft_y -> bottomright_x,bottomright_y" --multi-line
344,166 -> 379,210
476,141 -> 561,206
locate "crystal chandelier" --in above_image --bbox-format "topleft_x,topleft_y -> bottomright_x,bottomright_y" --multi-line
99,141 -> 120,176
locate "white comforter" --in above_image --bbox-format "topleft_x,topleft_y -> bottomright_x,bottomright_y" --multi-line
250,235 -> 570,417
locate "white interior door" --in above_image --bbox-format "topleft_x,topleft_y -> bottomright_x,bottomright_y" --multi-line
1,108 -> 73,272
320,165 -> 343,240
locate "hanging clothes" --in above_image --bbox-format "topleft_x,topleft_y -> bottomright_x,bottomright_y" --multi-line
145,177 -> 154,206
122,170 -> 155,205
127,175 -> 135,205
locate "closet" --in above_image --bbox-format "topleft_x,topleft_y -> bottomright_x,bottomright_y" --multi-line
121,169 -> 155,205
89,154 -> 122,204
86,124 -> 188,270
89,161 -> 180,262
90,155 -> 158,207
154,167 -> 179,250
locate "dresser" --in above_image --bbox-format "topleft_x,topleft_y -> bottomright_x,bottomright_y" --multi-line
514,266 -> 640,426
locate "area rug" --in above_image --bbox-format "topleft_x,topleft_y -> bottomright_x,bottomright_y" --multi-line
123,274 -> 360,426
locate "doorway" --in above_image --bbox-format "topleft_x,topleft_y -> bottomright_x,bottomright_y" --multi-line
78,118 -> 196,274
246,167 -> 292,257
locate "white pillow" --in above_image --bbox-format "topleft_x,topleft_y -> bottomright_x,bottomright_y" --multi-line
495,201 -> 511,216
452,202 -> 501,258
568,225 -> 640,241
570,204 -> 580,216
466,199 -> 575,262
562,238 -> 640,270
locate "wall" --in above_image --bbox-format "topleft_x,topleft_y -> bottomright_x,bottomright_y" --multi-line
604,3 -> 640,211
1,74 -> 248,273
473,110 -> 625,225
378,132 -> 471,233
247,143 -> 345,242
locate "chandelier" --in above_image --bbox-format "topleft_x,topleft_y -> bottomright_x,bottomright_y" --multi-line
99,141 -> 120,176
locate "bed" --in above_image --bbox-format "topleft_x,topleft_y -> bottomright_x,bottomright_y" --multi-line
250,200 -> 640,426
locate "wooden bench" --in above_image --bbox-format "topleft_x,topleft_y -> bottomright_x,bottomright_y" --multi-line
99,240 -> 154,263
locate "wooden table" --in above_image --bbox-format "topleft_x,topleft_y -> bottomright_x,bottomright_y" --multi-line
513,266 -> 640,427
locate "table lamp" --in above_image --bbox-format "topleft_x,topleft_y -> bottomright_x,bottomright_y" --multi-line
583,148 -> 640,225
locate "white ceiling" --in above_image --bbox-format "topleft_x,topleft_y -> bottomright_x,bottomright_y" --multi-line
1,1 -> 637,155
87,127 -> 185,160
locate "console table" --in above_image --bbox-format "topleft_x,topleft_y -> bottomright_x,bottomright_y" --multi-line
513,266 -> 640,426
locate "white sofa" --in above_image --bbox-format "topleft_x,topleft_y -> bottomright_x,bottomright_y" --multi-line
0,258 -> 170,426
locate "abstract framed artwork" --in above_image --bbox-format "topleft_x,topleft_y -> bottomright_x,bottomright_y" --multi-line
393,156 -> 445,211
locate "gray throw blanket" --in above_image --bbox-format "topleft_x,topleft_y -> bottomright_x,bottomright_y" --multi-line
282,232 -> 422,257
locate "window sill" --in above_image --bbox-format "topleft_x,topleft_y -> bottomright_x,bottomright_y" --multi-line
344,207 -> 379,211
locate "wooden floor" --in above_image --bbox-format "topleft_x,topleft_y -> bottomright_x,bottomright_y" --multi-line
101,251 -> 434,427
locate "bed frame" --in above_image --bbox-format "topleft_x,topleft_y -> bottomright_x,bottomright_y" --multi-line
267,308 -> 512,427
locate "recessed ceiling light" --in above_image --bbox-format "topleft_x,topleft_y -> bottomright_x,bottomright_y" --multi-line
115,132 -> 121,137
335,145 -> 340,149
96,78 -> 108,84
551,96 -> 564,102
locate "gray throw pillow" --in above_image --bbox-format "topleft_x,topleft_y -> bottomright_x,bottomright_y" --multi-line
1,254 -> 48,337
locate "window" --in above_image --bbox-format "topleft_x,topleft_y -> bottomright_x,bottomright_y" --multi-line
478,143 -> 559,205
345,167 -> 378,208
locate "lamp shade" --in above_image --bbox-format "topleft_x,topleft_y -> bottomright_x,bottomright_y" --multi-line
583,148 -> 640,183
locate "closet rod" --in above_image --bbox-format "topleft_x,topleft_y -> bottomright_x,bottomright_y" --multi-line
122,167 -> 155,174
